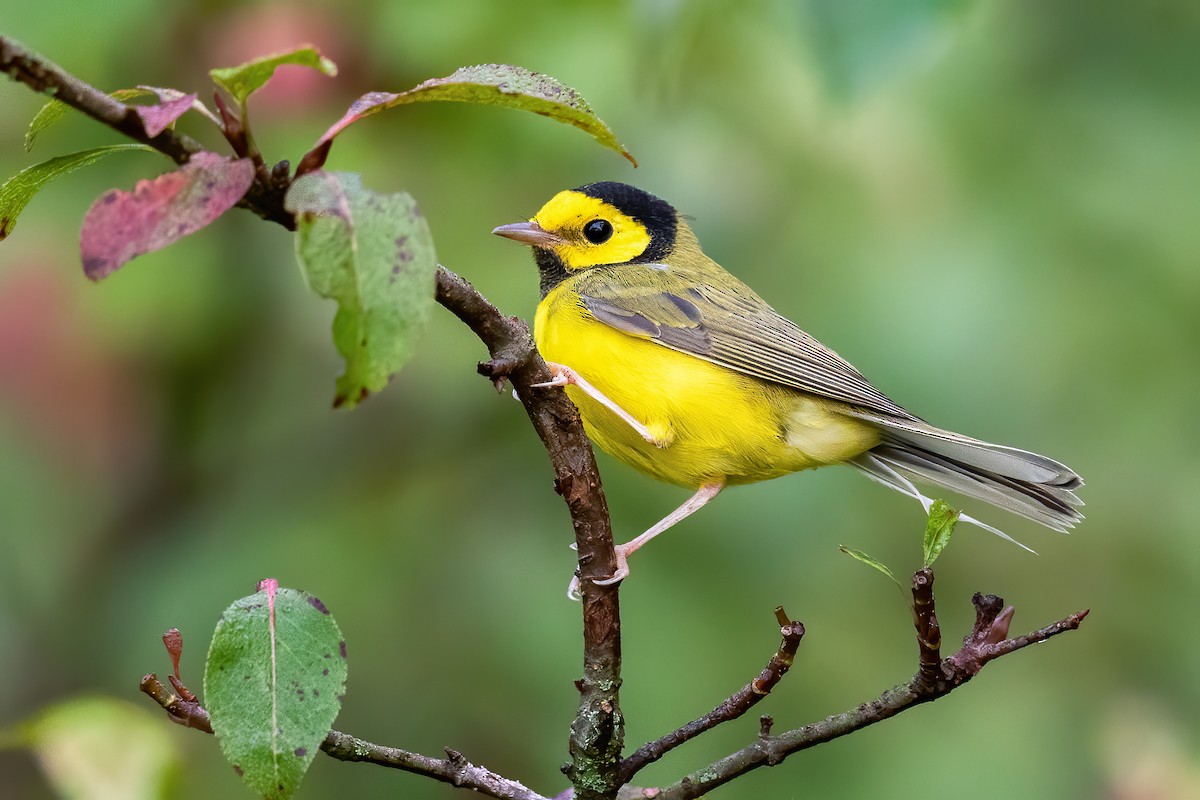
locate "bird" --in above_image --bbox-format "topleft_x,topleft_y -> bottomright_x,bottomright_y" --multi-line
493,181 -> 1082,596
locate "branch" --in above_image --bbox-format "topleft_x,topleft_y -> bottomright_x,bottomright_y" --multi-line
140,674 -> 548,800
1,34 -> 294,228
650,573 -> 1089,800
620,607 -> 804,782
0,35 -> 624,799
1,36 -> 200,163
435,266 -> 624,799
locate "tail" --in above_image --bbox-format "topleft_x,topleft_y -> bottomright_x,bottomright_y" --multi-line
845,411 -> 1083,549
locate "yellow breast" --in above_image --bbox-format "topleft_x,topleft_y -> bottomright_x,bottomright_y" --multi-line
534,285 -> 881,489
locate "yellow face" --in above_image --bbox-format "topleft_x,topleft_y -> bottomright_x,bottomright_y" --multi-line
533,190 -> 652,269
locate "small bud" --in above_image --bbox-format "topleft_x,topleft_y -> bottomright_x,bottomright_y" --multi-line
986,606 -> 1016,644
163,628 -> 183,679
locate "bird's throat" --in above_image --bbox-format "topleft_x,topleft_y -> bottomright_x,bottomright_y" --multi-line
534,247 -> 572,298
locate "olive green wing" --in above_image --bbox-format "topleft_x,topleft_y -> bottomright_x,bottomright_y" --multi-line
574,262 -> 1085,533
574,263 -> 917,421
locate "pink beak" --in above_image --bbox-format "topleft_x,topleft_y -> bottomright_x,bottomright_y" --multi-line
492,221 -> 565,249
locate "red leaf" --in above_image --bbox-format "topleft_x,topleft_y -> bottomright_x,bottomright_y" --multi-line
80,152 -> 254,281
296,91 -> 396,175
134,92 -> 199,137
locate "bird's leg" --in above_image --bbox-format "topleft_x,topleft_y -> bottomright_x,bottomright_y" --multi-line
533,361 -> 665,447
569,481 -> 725,599
598,482 -> 725,585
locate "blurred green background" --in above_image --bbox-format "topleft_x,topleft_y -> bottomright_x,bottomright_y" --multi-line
2,1 -> 1197,798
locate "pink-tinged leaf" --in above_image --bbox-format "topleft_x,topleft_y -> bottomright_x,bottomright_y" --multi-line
294,91 -> 395,175
134,92 -> 198,137
210,44 -> 337,108
296,65 -> 634,176
136,85 -> 223,128
25,87 -> 217,153
25,88 -> 154,153
80,152 -> 254,281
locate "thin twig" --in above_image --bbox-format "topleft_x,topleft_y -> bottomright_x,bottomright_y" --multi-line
140,674 -> 548,800
140,673 -> 212,732
650,581 -> 1088,800
620,607 -> 804,782
1,34 -> 294,228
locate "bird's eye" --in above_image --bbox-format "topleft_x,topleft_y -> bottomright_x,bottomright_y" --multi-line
583,219 -> 614,244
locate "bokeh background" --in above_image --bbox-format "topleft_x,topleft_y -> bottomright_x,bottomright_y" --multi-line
2,1 -> 1197,798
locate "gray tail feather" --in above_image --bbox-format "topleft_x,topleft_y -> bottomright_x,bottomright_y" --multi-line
846,416 -> 1084,546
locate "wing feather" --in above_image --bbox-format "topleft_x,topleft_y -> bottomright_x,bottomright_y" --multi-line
569,259 -> 1083,534
576,262 -> 913,420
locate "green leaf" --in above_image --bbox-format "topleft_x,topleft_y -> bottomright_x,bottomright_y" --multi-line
23,696 -> 180,800
205,581 -> 348,800
210,45 -> 337,107
393,64 -> 635,166
285,171 -> 437,408
0,144 -> 156,240
26,100 -> 78,153
922,499 -> 960,567
838,545 -> 904,590
297,64 -> 635,175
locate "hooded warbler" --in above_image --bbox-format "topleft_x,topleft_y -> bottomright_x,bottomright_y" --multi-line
494,182 -> 1082,592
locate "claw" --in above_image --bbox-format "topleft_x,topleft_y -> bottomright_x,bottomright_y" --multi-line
565,547 -> 632,598
566,546 -> 631,598
592,546 -> 630,586
592,569 -> 628,587
562,483 -> 724,599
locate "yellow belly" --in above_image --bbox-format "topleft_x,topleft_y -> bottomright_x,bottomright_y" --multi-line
534,291 -> 881,489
